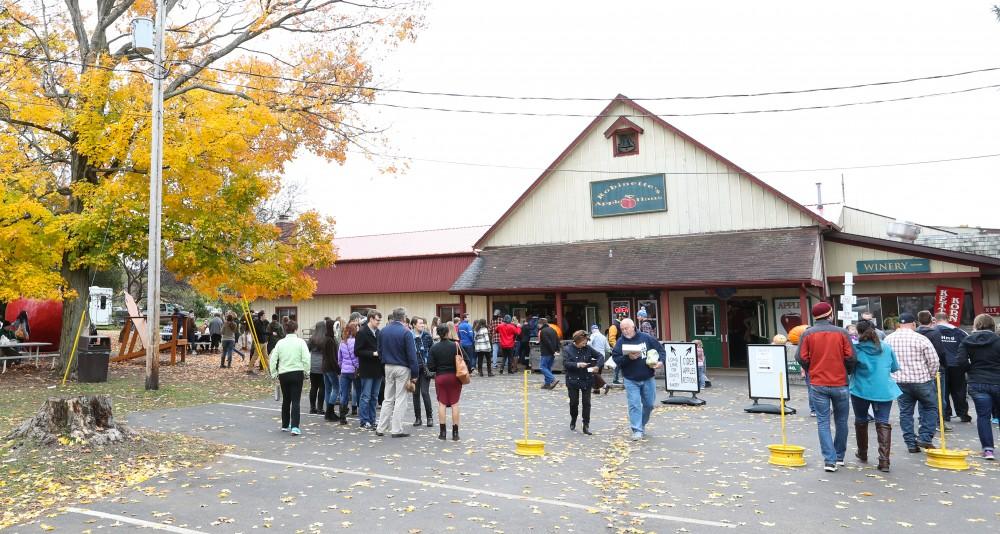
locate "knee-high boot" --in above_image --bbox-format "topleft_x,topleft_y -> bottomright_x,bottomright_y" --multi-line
854,422 -> 869,463
325,403 -> 337,421
876,422 -> 892,472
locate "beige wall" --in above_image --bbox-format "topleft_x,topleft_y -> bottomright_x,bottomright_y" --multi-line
824,242 -> 978,276
985,279 -> 1000,308
839,207 -> 953,240
829,278 -> 973,296
482,101 -> 818,248
254,292 -> 488,332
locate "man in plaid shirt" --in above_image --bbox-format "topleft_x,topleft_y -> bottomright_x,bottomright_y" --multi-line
885,312 -> 941,453
489,309 -> 503,370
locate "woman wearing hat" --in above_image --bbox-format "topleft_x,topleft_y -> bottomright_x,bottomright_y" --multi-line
563,330 -> 605,435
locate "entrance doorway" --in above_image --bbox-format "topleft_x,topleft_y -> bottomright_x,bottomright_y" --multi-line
686,298 -> 723,367
726,299 -> 768,368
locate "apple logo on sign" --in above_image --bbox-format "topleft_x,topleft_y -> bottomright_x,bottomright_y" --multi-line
619,195 -> 637,209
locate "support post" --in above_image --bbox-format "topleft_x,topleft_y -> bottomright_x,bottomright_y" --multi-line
972,278 -> 985,315
799,284 -> 810,328
459,294 -> 466,316
660,289 -> 671,340
554,292 -> 563,335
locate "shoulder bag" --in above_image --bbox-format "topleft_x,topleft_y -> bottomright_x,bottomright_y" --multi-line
455,342 -> 471,385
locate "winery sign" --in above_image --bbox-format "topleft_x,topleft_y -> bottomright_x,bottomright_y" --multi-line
590,174 -> 667,218
856,258 -> 931,274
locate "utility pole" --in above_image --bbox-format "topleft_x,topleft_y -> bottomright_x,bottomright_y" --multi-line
145,0 -> 165,391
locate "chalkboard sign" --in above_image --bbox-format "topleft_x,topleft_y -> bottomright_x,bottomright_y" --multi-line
662,342 -> 699,393
747,344 -> 790,400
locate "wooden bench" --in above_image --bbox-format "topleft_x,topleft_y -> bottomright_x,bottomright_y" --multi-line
111,292 -> 188,365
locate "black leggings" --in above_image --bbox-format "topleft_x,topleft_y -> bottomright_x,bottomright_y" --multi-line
279,372 -> 304,429
567,384 -> 592,425
309,372 -> 325,411
476,351 -> 491,375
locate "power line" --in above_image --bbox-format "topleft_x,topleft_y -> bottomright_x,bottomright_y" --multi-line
352,149 -> 1000,175
171,58 -> 1000,102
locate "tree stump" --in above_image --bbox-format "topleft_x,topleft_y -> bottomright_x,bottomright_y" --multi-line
5,395 -> 135,446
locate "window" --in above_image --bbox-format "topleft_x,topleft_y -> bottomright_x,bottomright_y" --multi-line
100,296 -> 107,310
693,304 -> 717,336
275,306 -> 297,322
437,304 -> 461,322
603,116 -> 644,158
351,305 -> 376,316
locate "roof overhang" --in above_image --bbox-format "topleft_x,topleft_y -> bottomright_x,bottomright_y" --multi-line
825,231 -> 1000,269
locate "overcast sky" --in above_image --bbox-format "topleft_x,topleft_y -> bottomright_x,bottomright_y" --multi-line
284,1 -> 1000,238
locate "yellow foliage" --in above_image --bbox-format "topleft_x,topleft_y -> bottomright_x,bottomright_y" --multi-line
0,0 -> 422,303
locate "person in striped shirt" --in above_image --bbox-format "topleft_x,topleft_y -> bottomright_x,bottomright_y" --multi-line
885,312 -> 940,453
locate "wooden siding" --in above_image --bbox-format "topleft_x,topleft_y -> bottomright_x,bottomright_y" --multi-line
824,242 -> 978,276
254,293 -> 488,333
985,280 -> 1000,307
482,101 -> 816,248
838,207 -> 953,240
829,278 -> 973,297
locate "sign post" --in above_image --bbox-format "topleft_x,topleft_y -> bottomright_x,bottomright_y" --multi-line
660,342 -> 705,406
745,344 -> 795,415
838,272 -> 857,328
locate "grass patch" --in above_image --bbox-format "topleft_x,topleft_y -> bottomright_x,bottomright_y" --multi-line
0,355 -> 270,529
1,431 -> 226,529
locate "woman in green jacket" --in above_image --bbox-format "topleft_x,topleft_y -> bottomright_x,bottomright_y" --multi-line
269,320 -> 311,435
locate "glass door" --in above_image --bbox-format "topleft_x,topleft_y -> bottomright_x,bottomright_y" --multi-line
687,298 -> 722,367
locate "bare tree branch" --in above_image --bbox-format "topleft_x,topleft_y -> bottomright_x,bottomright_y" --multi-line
63,0 -> 90,61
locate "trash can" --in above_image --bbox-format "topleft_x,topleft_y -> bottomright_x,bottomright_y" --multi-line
77,335 -> 111,383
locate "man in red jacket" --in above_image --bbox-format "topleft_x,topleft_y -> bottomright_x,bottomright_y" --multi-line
796,302 -> 857,472
496,315 -> 521,375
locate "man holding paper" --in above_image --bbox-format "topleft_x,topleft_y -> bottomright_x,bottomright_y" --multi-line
611,318 -> 664,441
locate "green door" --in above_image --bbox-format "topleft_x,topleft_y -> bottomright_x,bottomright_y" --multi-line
687,298 -> 723,368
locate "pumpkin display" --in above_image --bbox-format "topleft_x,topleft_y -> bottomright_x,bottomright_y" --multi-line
787,324 -> 808,345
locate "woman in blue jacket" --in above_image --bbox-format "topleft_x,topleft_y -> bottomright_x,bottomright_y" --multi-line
850,320 -> 901,472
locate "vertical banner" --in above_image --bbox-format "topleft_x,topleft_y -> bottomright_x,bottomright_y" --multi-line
934,286 -> 965,326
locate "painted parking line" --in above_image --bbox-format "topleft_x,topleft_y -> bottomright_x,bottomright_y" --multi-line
219,402 -> 322,416
64,507 -> 207,533
224,453 -> 736,529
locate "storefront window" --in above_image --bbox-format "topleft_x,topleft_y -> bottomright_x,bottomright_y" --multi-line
853,296 -> 882,327
896,296 -> 936,321
693,304 -> 717,336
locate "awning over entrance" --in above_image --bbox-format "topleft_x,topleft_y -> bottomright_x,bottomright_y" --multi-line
452,228 -> 822,293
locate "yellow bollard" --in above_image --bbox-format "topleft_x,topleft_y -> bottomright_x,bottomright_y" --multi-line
514,370 -> 545,456
767,372 -> 806,467
925,372 -> 970,470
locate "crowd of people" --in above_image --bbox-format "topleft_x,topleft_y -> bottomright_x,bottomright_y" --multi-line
796,302 -> 1000,472
215,305 -> 670,442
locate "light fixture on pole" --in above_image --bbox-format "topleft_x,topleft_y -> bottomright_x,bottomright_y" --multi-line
143,0 -> 165,390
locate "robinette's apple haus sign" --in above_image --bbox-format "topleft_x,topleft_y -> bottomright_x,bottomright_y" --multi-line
590,174 -> 667,218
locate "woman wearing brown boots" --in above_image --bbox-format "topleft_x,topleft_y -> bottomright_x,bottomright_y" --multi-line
849,320 -> 902,472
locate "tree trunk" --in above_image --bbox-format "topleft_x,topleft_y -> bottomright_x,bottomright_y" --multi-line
5,394 -> 135,446
58,263 -> 91,373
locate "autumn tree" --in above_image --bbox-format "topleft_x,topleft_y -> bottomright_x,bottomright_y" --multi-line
0,0 -> 421,368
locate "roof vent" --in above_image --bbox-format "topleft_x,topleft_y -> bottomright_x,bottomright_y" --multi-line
886,220 -> 920,242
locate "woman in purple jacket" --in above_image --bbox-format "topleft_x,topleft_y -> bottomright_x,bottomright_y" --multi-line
337,322 -> 360,425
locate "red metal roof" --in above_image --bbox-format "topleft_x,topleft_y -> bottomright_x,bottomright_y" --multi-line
311,255 -> 475,295
335,226 -> 488,260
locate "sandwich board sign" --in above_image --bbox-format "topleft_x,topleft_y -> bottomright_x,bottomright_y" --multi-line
661,342 -> 705,406
745,344 -> 794,414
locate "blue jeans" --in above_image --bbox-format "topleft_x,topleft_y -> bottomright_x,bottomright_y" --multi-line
804,372 -> 819,414
851,395 -> 892,424
359,377 -> 383,427
492,343 -> 500,367
809,385 -> 850,464
697,365 -> 706,390
540,355 -> 555,385
339,373 -> 357,409
613,366 -> 622,383
897,381 -> 938,447
324,372 -> 340,407
624,377 -> 657,433
968,383 -> 1000,451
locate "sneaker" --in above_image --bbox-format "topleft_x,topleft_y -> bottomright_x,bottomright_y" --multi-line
824,464 -> 838,472
631,432 -> 643,441
984,449 -> 995,461
835,460 -> 845,466
281,427 -> 290,432
993,418 -> 999,425
810,412 -> 817,417
290,427 -> 301,436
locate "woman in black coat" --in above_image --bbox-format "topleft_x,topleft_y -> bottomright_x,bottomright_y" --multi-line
563,330 -> 605,435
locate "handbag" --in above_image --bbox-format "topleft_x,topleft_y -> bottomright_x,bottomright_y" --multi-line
455,342 -> 471,385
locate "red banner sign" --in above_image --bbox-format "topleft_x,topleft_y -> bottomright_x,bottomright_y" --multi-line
985,306 -> 1000,316
934,286 -> 965,326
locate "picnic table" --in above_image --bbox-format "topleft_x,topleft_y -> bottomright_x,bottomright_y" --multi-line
0,341 -> 55,373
